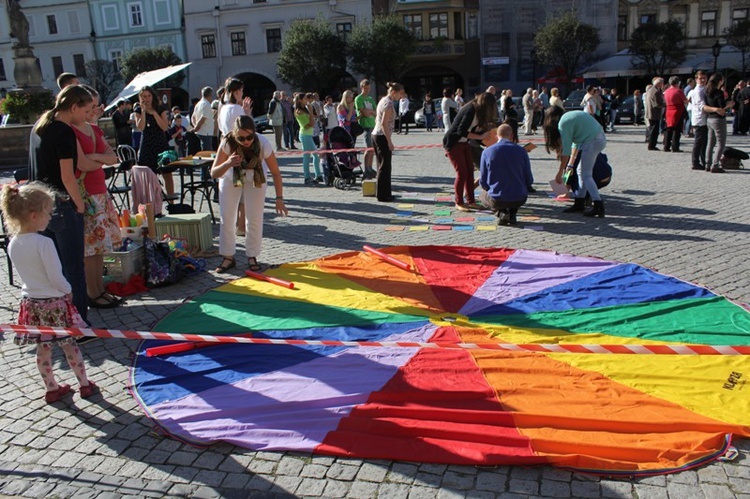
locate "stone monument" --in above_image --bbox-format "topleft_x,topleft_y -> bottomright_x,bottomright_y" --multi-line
7,0 -> 43,88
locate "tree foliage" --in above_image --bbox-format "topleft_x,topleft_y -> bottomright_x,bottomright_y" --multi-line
119,47 -> 184,88
533,11 -> 600,87
276,18 -> 348,96
725,19 -> 750,76
629,20 -> 687,76
83,59 -> 122,104
348,15 -> 416,88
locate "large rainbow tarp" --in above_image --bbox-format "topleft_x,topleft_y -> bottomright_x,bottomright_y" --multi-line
131,246 -> 750,475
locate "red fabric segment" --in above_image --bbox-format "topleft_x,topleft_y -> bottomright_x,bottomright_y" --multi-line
410,246 -> 515,313
315,326 -> 540,465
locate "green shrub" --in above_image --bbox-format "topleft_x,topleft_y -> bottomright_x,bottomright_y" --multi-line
1,90 -> 53,123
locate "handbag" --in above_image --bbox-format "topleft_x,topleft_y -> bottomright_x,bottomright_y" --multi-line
143,235 -> 184,287
77,171 -> 96,216
349,121 -> 364,137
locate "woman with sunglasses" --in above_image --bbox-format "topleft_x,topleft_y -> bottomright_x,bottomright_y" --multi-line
210,115 -> 288,273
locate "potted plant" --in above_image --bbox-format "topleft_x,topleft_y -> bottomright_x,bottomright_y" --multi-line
1,89 -> 53,125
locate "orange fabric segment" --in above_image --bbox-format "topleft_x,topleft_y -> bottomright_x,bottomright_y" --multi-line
315,247 -> 445,313
457,327 -> 748,472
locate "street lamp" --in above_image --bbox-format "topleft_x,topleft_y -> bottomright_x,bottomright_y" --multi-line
712,40 -> 722,73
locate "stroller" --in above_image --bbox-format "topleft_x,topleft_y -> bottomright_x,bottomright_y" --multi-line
325,126 -> 363,189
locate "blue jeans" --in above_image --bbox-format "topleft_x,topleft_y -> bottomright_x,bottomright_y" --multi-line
283,122 -> 295,148
44,200 -> 88,324
299,134 -> 321,180
197,134 -> 213,151
425,114 -> 434,130
575,132 -> 607,202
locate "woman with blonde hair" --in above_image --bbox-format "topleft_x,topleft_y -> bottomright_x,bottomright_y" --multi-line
549,88 -> 565,110
295,93 -> 322,185
337,90 -> 356,133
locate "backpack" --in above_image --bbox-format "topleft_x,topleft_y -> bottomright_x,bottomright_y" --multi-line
721,147 -> 747,169
143,236 -> 183,287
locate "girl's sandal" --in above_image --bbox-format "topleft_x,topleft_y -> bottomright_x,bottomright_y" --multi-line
215,257 -> 236,274
45,384 -> 73,403
247,257 -> 263,272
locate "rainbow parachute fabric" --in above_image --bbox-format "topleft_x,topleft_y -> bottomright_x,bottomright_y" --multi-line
131,246 -> 750,475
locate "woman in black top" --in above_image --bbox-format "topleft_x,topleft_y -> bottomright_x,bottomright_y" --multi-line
443,92 -> 497,211
32,85 -> 94,323
135,86 -> 174,196
705,73 -> 733,173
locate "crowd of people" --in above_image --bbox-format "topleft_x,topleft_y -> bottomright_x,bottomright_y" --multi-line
5,68 -> 750,403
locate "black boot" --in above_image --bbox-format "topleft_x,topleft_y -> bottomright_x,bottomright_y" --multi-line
563,198 -> 585,213
508,208 -> 518,225
583,200 -> 605,218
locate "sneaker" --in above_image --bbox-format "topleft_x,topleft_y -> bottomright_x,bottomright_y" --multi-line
710,166 -> 726,173
315,176 -> 324,183
691,165 -> 704,170
497,210 -> 511,226
304,178 -> 317,185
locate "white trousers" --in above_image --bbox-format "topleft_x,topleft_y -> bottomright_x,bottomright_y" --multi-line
218,175 -> 267,259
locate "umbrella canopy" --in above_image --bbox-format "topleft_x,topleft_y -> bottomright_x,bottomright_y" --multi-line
105,62 -> 191,111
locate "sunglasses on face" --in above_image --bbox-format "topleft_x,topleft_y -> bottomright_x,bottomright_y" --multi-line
236,133 -> 255,143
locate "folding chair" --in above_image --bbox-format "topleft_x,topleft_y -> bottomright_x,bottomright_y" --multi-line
181,151 -> 217,222
0,211 -> 14,286
107,145 -> 137,211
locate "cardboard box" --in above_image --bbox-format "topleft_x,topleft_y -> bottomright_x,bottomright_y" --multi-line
362,179 -> 377,197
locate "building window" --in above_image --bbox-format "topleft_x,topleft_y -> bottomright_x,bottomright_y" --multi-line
109,50 -> 122,72
701,11 -> 716,37
201,34 -> 217,58
47,15 -> 58,35
153,0 -> 171,25
231,32 -> 246,56
467,12 -> 477,39
73,54 -> 86,77
0,59 -> 6,81
733,9 -> 748,26
51,56 -> 64,78
429,13 -> 448,39
640,14 -> 655,25
403,14 -> 422,40
266,28 -> 282,53
336,23 -> 352,41
67,11 -> 81,34
618,15 -> 627,41
102,5 -> 119,30
129,3 -> 144,27
453,12 -> 462,39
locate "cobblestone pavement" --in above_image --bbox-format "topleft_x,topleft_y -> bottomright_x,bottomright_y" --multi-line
0,124 -> 749,498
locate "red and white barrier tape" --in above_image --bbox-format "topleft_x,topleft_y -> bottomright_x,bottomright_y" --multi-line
2,324 -> 748,355
274,143 -> 445,157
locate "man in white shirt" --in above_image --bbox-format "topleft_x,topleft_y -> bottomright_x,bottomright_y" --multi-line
190,87 -> 216,151
398,95 -> 410,135
687,71 -> 721,171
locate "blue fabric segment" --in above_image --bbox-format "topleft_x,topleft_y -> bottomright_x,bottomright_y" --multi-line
133,321 -> 427,407
472,263 -> 715,317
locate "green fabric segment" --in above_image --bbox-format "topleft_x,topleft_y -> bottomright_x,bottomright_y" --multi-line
157,289 -> 427,334
477,296 -> 750,346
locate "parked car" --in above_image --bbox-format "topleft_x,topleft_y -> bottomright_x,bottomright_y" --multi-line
615,96 -> 635,124
563,90 -> 587,112
253,114 -> 272,133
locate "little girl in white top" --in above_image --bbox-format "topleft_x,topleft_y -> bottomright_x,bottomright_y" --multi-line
0,182 -> 97,403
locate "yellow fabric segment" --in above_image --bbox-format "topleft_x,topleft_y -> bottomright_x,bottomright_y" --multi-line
214,261 -> 435,318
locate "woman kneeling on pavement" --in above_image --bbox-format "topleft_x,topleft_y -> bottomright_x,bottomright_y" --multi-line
543,107 -> 607,218
211,115 -> 288,273
443,92 -> 497,212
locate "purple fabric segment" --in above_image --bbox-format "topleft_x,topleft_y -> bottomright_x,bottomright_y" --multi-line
460,249 -> 618,316
147,323 -> 438,449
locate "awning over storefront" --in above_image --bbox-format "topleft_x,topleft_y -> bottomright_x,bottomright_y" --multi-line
583,48 -> 748,79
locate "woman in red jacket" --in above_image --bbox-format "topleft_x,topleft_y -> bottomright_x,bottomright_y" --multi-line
663,76 -> 688,152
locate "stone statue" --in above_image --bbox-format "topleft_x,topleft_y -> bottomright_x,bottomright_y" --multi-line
7,0 -> 30,48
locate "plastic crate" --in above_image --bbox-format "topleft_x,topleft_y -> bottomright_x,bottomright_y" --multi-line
154,213 -> 213,252
103,246 -> 143,284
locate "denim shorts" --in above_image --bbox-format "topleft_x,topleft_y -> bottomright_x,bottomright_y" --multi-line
363,127 -> 373,148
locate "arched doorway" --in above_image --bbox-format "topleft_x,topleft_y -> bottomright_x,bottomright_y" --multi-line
400,66 -> 464,100
233,72 -> 276,116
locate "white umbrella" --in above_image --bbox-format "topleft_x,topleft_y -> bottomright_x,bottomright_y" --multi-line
105,62 -> 192,111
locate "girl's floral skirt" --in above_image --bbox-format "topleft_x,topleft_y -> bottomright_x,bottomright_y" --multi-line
15,294 -> 87,346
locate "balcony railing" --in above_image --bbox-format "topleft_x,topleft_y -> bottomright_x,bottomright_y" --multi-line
412,39 -> 465,58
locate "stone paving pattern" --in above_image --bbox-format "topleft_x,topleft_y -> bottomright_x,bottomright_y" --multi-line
0,125 -> 749,498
